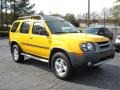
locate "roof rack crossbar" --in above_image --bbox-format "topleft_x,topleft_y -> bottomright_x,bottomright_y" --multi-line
18,16 -> 41,20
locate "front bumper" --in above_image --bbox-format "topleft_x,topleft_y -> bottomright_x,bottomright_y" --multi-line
69,50 -> 115,68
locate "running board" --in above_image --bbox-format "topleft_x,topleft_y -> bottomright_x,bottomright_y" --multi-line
21,53 -> 49,63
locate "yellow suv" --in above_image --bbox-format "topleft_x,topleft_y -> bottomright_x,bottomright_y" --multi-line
9,15 -> 115,79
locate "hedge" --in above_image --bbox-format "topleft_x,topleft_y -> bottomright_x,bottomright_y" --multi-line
0,31 -> 9,37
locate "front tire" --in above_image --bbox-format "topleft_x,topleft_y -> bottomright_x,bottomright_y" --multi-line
51,52 -> 74,80
11,44 -> 24,63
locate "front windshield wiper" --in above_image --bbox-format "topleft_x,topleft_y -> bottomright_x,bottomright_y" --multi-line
54,32 -> 69,34
54,32 -> 80,34
70,32 -> 80,33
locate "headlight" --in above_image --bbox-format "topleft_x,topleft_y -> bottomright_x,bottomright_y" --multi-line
81,42 -> 96,52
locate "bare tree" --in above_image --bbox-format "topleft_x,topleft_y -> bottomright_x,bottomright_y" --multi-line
101,8 -> 112,27
77,13 -> 83,27
82,13 -> 88,26
91,12 -> 100,26
111,0 -> 120,26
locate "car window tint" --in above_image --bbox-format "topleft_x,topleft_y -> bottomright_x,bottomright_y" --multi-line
32,22 -> 46,35
20,22 -> 31,33
99,28 -> 105,33
11,22 -> 20,32
84,28 -> 99,34
104,28 -> 110,34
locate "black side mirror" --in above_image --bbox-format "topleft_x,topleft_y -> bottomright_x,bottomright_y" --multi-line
40,30 -> 49,36
79,30 -> 82,33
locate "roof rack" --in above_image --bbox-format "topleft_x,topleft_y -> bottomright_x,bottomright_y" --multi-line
18,15 -> 42,20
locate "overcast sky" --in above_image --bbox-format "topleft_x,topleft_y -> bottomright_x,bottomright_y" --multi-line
30,0 -> 115,16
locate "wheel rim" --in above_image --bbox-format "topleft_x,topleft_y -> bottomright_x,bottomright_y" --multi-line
13,47 -> 19,61
55,58 -> 67,76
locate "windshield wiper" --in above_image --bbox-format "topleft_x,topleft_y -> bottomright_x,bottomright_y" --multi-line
70,32 -> 80,33
54,32 -> 68,34
54,32 -> 80,34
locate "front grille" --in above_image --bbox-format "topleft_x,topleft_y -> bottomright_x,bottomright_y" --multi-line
100,45 -> 110,49
97,41 -> 109,45
97,41 -> 110,49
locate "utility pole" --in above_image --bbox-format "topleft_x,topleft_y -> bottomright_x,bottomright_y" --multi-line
88,0 -> 90,27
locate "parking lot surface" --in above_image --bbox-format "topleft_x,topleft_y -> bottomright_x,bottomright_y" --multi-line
0,39 -> 120,90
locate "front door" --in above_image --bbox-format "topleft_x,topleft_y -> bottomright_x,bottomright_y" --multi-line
28,21 -> 51,59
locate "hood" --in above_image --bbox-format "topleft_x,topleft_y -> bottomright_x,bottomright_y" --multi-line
52,33 -> 109,43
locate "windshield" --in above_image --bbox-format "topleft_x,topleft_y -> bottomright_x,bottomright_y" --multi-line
83,28 -> 99,35
46,20 -> 80,34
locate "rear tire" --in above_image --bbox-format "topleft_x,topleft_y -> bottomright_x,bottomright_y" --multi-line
11,44 -> 24,63
51,52 -> 74,80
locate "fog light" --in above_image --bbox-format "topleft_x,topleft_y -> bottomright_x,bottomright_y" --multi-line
88,61 -> 92,66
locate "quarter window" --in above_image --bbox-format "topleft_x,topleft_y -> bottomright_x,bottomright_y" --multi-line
11,22 -> 20,32
20,22 -> 31,33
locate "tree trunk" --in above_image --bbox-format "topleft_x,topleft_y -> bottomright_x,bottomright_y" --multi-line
0,0 -> 3,30
5,0 -> 8,31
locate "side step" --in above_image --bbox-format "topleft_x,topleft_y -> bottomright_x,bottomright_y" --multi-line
21,53 -> 49,63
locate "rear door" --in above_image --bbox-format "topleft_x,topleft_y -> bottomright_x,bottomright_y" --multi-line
19,21 -> 33,53
10,21 -> 20,41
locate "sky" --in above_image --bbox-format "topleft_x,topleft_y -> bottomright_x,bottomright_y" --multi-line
30,0 -> 115,16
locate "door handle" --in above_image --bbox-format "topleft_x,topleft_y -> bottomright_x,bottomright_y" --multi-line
29,37 -> 33,39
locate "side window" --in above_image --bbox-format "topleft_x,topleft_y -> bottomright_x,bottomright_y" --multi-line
99,28 -> 105,35
20,22 -> 31,33
32,22 -> 47,35
11,22 -> 20,32
104,28 -> 110,34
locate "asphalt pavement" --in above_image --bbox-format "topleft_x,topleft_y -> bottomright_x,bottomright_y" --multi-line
0,39 -> 120,90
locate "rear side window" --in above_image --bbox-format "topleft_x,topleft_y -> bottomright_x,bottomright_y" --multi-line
20,22 -> 31,33
11,22 -> 20,32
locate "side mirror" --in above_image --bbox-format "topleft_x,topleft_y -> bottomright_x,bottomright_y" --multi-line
40,30 -> 49,36
79,30 -> 82,33
77,28 -> 82,33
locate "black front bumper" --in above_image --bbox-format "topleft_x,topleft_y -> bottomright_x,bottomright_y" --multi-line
69,50 -> 115,68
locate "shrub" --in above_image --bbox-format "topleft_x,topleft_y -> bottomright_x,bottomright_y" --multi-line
0,31 -> 9,37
